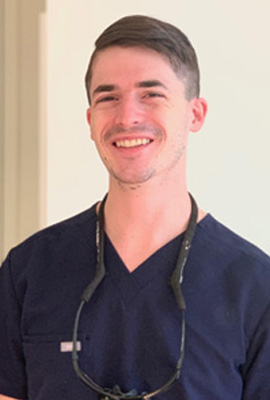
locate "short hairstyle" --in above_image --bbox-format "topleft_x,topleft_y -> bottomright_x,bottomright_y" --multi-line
85,15 -> 200,104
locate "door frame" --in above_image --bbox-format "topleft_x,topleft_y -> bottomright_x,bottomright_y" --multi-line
0,0 -> 47,261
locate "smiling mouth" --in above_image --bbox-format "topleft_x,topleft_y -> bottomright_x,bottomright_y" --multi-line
114,138 -> 152,148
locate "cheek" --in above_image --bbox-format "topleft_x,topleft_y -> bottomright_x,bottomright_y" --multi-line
172,110 -> 192,134
89,114 -> 102,141
90,110 -> 113,137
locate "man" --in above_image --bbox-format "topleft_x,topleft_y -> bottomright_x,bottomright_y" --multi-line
0,15 -> 270,400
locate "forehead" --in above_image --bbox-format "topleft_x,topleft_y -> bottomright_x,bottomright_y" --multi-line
90,46 -> 182,91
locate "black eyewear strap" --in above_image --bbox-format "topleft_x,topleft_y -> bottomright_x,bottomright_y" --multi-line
72,193 -> 198,399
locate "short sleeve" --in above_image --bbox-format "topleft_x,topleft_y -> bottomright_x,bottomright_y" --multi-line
0,253 -> 28,399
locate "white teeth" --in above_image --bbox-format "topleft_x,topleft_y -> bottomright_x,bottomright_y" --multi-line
115,138 -> 150,148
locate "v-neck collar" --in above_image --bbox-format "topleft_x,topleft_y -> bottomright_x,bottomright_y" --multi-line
104,231 -> 184,305
78,204 -> 211,305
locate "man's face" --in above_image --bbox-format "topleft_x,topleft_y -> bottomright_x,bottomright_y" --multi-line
87,46 -> 207,186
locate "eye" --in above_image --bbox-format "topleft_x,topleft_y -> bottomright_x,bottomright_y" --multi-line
143,92 -> 165,99
96,95 -> 118,104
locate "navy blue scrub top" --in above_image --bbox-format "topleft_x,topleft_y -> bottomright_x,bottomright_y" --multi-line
1,204 -> 270,399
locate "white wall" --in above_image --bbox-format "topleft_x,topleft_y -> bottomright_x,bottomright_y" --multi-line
47,0 -> 270,254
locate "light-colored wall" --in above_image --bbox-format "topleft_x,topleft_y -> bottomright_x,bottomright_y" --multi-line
47,0 -> 269,254
1,0 -> 46,261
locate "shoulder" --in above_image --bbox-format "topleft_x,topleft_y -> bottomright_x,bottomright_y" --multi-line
2,204 -> 98,274
194,213 -> 270,301
193,214 -> 270,338
196,214 -> 270,268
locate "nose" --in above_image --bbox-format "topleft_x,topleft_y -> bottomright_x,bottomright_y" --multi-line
114,95 -> 142,128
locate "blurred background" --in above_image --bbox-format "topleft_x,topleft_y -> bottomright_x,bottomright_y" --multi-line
1,0 -> 270,261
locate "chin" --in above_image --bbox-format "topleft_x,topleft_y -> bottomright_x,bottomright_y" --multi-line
111,169 -> 156,186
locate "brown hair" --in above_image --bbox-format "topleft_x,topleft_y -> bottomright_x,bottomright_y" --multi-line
85,15 -> 200,104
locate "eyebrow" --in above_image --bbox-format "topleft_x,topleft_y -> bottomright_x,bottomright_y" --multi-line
136,80 -> 168,90
92,84 -> 118,96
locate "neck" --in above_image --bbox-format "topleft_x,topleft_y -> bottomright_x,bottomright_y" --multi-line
106,180 -> 191,230
99,171 -> 205,272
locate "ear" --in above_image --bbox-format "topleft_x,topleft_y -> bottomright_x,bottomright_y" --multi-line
86,108 -> 94,140
189,97 -> 208,133
86,107 -> 91,125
